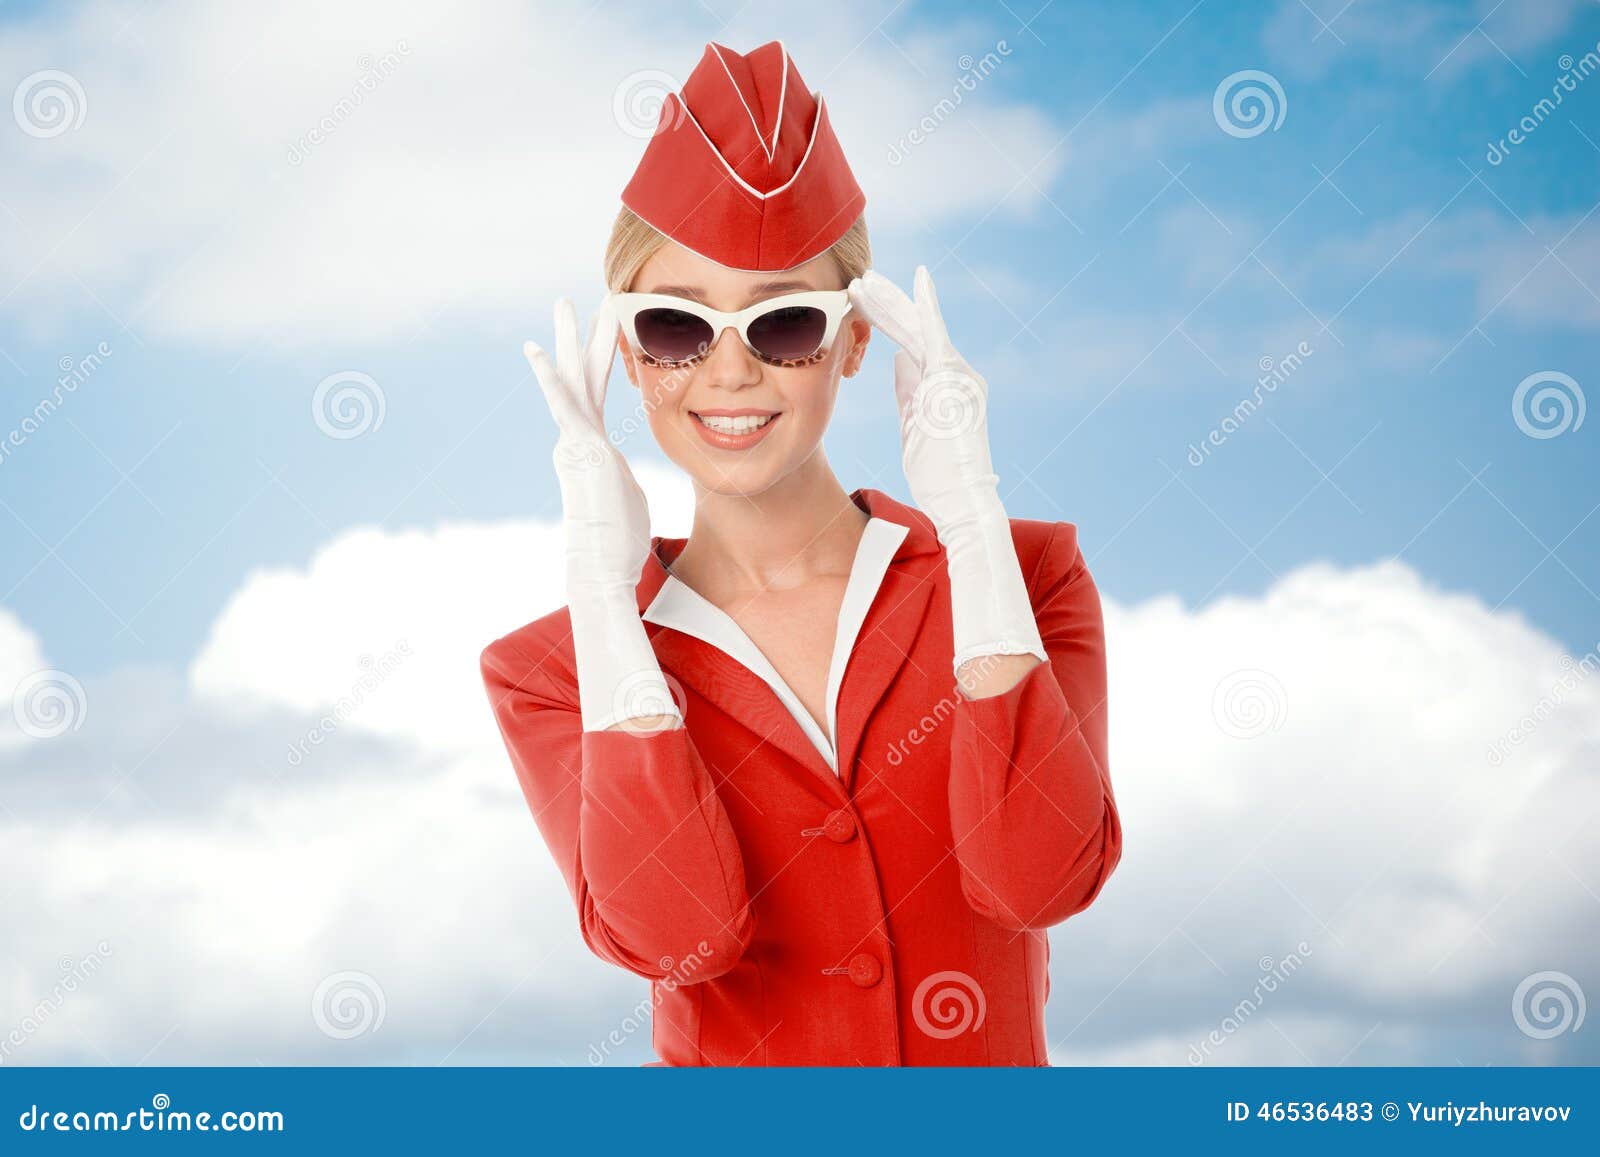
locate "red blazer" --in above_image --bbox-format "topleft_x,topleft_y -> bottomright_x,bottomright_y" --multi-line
480,486 -> 1121,1065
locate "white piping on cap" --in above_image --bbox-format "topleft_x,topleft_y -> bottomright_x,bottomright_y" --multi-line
671,91 -> 828,202
708,40 -> 789,163
770,39 -> 789,159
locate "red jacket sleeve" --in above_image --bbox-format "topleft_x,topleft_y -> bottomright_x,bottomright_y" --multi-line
946,520 -> 1122,931
480,635 -> 754,981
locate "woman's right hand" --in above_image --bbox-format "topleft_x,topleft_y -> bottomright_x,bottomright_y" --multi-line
523,296 -> 652,595
523,296 -> 681,732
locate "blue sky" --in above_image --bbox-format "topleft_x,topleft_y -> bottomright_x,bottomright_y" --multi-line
3,0 -> 1596,674
1,0 -> 1597,1067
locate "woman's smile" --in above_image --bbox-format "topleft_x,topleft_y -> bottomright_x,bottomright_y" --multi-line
689,406 -> 783,450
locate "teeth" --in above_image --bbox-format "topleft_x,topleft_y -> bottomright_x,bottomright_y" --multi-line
696,413 -> 773,434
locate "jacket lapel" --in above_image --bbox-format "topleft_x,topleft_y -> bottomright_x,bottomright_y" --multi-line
648,625 -> 841,790
634,527 -> 842,794
833,489 -> 942,792
630,487 -> 945,797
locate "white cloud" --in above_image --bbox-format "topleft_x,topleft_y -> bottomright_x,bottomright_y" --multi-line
1454,216 -> 1600,333
1264,0 -> 1593,81
187,460 -> 694,755
0,0 -> 1068,344
4,494 -> 1598,1065
0,733 -> 643,1064
1052,558 -> 1600,1063
1296,206 -> 1600,342
0,609 -> 52,747
3,463 -> 699,1066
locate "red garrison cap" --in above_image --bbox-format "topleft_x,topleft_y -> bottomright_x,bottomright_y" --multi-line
620,40 -> 866,272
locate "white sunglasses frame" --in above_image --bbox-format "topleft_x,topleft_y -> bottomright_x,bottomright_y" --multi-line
609,289 -> 852,368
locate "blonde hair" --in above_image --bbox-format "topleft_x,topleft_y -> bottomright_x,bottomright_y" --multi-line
604,206 -> 871,291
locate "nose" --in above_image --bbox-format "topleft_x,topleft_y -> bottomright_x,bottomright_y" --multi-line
700,324 -> 762,390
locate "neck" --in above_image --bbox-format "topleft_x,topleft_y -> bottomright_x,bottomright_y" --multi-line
669,452 -> 870,600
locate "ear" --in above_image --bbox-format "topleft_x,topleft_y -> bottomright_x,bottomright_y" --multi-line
616,331 -> 642,389
841,315 -> 871,378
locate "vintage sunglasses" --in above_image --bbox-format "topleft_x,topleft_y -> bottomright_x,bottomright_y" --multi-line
609,289 -> 852,368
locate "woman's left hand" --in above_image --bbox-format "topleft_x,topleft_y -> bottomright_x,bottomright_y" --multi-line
846,266 -> 999,540
847,266 -> 1048,679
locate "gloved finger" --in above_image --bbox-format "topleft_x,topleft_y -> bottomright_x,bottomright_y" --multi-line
848,271 -> 923,364
850,271 -> 921,354
524,339 -> 585,434
583,295 -> 621,413
553,297 -> 583,388
912,265 -> 959,365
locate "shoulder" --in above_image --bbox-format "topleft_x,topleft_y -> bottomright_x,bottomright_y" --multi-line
1008,515 -> 1088,597
478,603 -> 580,704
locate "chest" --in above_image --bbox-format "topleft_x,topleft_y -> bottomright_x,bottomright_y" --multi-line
721,575 -> 851,735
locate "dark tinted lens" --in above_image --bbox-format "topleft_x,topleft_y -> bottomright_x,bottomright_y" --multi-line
747,305 -> 826,361
634,307 -> 714,362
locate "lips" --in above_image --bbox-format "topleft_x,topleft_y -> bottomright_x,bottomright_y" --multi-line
689,409 -> 781,451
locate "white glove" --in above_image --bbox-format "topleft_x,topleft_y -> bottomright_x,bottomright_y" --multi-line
524,297 -> 682,732
847,266 -> 1046,675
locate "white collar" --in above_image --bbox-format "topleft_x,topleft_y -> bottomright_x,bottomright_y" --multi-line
642,516 -> 910,774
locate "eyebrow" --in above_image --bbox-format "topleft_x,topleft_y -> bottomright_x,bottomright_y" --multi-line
640,279 -> 817,303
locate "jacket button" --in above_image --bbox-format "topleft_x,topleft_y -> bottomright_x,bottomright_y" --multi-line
847,953 -> 882,988
822,809 -> 857,843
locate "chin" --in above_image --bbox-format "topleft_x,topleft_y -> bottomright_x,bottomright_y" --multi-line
684,462 -> 788,498
651,418 -> 788,495
674,442 -> 802,497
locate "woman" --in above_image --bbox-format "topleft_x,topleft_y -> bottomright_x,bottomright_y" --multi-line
480,39 -> 1121,1066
